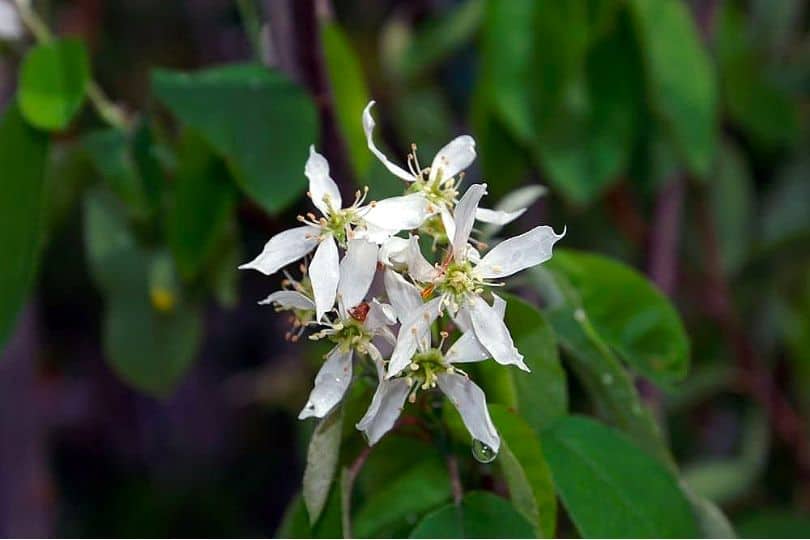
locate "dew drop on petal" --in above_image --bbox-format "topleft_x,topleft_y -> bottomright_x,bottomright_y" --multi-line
471,439 -> 497,463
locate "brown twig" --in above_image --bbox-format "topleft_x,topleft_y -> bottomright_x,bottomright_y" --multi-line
341,445 -> 372,539
641,173 -> 686,416
697,197 -> 810,490
446,454 -> 463,505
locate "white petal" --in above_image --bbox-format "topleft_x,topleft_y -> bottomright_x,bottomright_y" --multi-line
429,135 -> 476,184
405,235 -> 440,283
362,101 -> 414,182
445,331 -> 490,364
452,184 -> 487,258
437,372 -> 500,452
310,235 -> 340,321
298,347 -> 353,419
356,378 -> 411,445
439,205 -> 456,242
468,295 -> 528,371
475,207 -> 526,225
452,305 -> 473,333
384,269 -> 423,323
362,193 -> 431,233
337,238 -> 378,314
238,225 -> 320,275
365,299 -> 397,332
497,185 -> 547,212
446,296 -> 505,364
387,297 -> 443,378
378,236 -> 409,267
0,0 -> 23,40
475,225 -> 565,279
305,145 -> 342,216
258,290 -> 315,310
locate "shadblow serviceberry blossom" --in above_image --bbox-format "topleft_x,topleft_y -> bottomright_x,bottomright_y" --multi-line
240,100 -> 565,458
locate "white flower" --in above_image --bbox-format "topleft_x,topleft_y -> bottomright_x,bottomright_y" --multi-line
362,100 -> 530,237
393,183 -> 564,372
356,298 -> 500,452
299,239 -> 396,419
0,0 -> 23,41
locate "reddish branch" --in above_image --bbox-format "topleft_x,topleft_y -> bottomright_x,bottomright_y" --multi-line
697,198 -> 810,487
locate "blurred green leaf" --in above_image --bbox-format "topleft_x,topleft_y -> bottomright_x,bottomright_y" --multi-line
500,293 -> 567,431
397,0 -> 483,80
708,139 -> 755,275
354,458 -> 451,538
83,128 -> 150,220
685,489 -> 737,539
535,8 -> 642,205
168,131 -> 237,280
409,491 -> 535,539
152,64 -> 317,214
682,407 -> 769,505
320,21 -> 373,181
83,191 -> 201,396
276,489 -> 343,539
18,37 -> 89,131
303,406 -> 344,525
760,156 -> 810,249
715,1 -> 799,150
44,141 -> 92,236
542,415 -> 699,538
735,509 -> 810,538
0,103 -> 49,349
545,249 -> 690,386
629,0 -> 717,177
490,404 -> 556,537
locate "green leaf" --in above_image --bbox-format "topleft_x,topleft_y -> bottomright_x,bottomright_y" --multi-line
83,128 -> 150,220
276,489 -> 343,539
542,416 -> 699,538
529,262 -> 672,465
83,191 -> 202,396
534,9 -> 642,205
682,407 -> 768,505
545,249 -> 690,386
168,131 -> 237,280
397,0 -> 483,80
152,64 -> 318,214
409,491 -> 535,539
303,406 -> 344,525
489,404 -> 557,537
18,37 -> 90,131
715,1 -> 799,150
0,103 -> 49,349
629,0 -> 718,177
500,293 -> 567,431
735,509 -> 810,539
708,139 -> 755,275
685,489 -> 737,539
320,21 -> 373,182
354,459 -> 451,538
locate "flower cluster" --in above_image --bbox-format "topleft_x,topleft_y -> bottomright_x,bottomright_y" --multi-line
240,101 -> 564,456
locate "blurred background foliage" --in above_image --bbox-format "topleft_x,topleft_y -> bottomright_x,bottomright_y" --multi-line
0,0 -> 808,537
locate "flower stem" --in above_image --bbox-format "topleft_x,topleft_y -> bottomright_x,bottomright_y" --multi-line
446,454 -> 463,505
13,0 -> 130,130
341,445 -> 371,539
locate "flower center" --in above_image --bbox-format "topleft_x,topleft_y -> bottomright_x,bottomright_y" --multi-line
322,207 -> 360,246
408,348 -> 449,392
407,169 -> 458,206
438,260 -> 482,299
313,318 -> 374,355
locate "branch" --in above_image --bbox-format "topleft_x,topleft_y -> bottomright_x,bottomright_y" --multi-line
446,454 -> 463,505
341,445 -> 372,539
697,197 -> 810,486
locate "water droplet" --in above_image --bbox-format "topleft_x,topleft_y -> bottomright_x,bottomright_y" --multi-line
471,439 -> 497,463
601,373 -> 613,385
